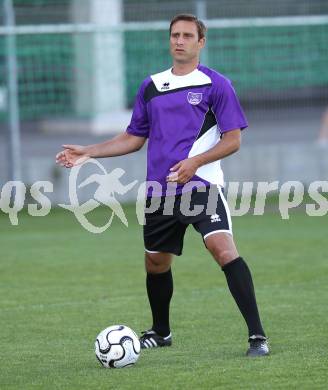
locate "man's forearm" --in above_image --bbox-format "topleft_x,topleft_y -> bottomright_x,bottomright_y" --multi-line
85,132 -> 146,158
193,129 -> 241,167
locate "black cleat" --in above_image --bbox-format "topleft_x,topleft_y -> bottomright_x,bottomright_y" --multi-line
140,329 -> 172,349
246,335 -> 270,357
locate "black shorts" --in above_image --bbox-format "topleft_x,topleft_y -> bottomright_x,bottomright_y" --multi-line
143,186 -> 232,256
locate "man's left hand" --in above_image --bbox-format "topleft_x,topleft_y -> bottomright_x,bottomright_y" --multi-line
166,157 -> 200,184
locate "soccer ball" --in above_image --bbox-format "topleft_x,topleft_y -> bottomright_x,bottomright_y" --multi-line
95,325 -> 141,368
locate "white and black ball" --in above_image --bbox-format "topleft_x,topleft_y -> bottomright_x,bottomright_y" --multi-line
95,325 -> 141,368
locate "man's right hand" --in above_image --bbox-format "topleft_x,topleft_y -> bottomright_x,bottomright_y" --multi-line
55,144 -> 90,168
55,133 -> 146,168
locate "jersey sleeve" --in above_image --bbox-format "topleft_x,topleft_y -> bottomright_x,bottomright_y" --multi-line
126,80 -> 150,138
212,77 -> 248,133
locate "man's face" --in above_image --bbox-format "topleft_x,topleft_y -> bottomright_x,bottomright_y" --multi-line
170,20 -> 205,64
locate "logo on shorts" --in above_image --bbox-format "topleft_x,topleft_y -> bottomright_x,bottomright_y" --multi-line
187,92 -> 202,105
210,214 -> 221,223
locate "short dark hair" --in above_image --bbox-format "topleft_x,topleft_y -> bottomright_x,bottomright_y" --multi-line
169,14 -> 206,40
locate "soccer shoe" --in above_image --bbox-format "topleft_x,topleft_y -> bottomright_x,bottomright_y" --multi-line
140,329 -> 172,349
246,335 -> 270,357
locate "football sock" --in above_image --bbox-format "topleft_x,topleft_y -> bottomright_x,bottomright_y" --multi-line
146,268 -> 173,337
222,257 -> 266,338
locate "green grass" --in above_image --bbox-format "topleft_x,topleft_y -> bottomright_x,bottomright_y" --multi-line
0,206 -> 327,389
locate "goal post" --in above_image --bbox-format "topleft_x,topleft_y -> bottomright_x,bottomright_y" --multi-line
3,0 -> 22,183
71,0 -> 126,118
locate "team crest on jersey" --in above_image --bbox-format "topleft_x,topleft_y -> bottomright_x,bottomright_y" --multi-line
187,92 -> 202,105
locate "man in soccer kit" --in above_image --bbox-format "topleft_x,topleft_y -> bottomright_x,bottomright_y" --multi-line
56,14 -> 269,357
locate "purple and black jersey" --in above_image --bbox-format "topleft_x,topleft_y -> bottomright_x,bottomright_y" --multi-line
126,64 -> 248,196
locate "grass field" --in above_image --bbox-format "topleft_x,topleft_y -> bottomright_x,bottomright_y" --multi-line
0,205 -> 327,389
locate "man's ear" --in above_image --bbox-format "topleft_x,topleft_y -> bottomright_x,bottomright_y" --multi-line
199,37 -> 206,49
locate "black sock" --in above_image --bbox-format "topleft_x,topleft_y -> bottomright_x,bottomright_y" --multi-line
222,257 -> 266,338
146,268 -> 173,337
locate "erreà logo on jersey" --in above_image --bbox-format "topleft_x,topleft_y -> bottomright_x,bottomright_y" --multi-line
161,82 -> 170,90
187,92 -> 202,105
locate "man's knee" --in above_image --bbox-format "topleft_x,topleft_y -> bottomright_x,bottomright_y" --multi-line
145,252 -> 173,274
205,232 -> 239,267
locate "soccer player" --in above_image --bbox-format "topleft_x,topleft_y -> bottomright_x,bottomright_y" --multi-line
56,14 -> 269,357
